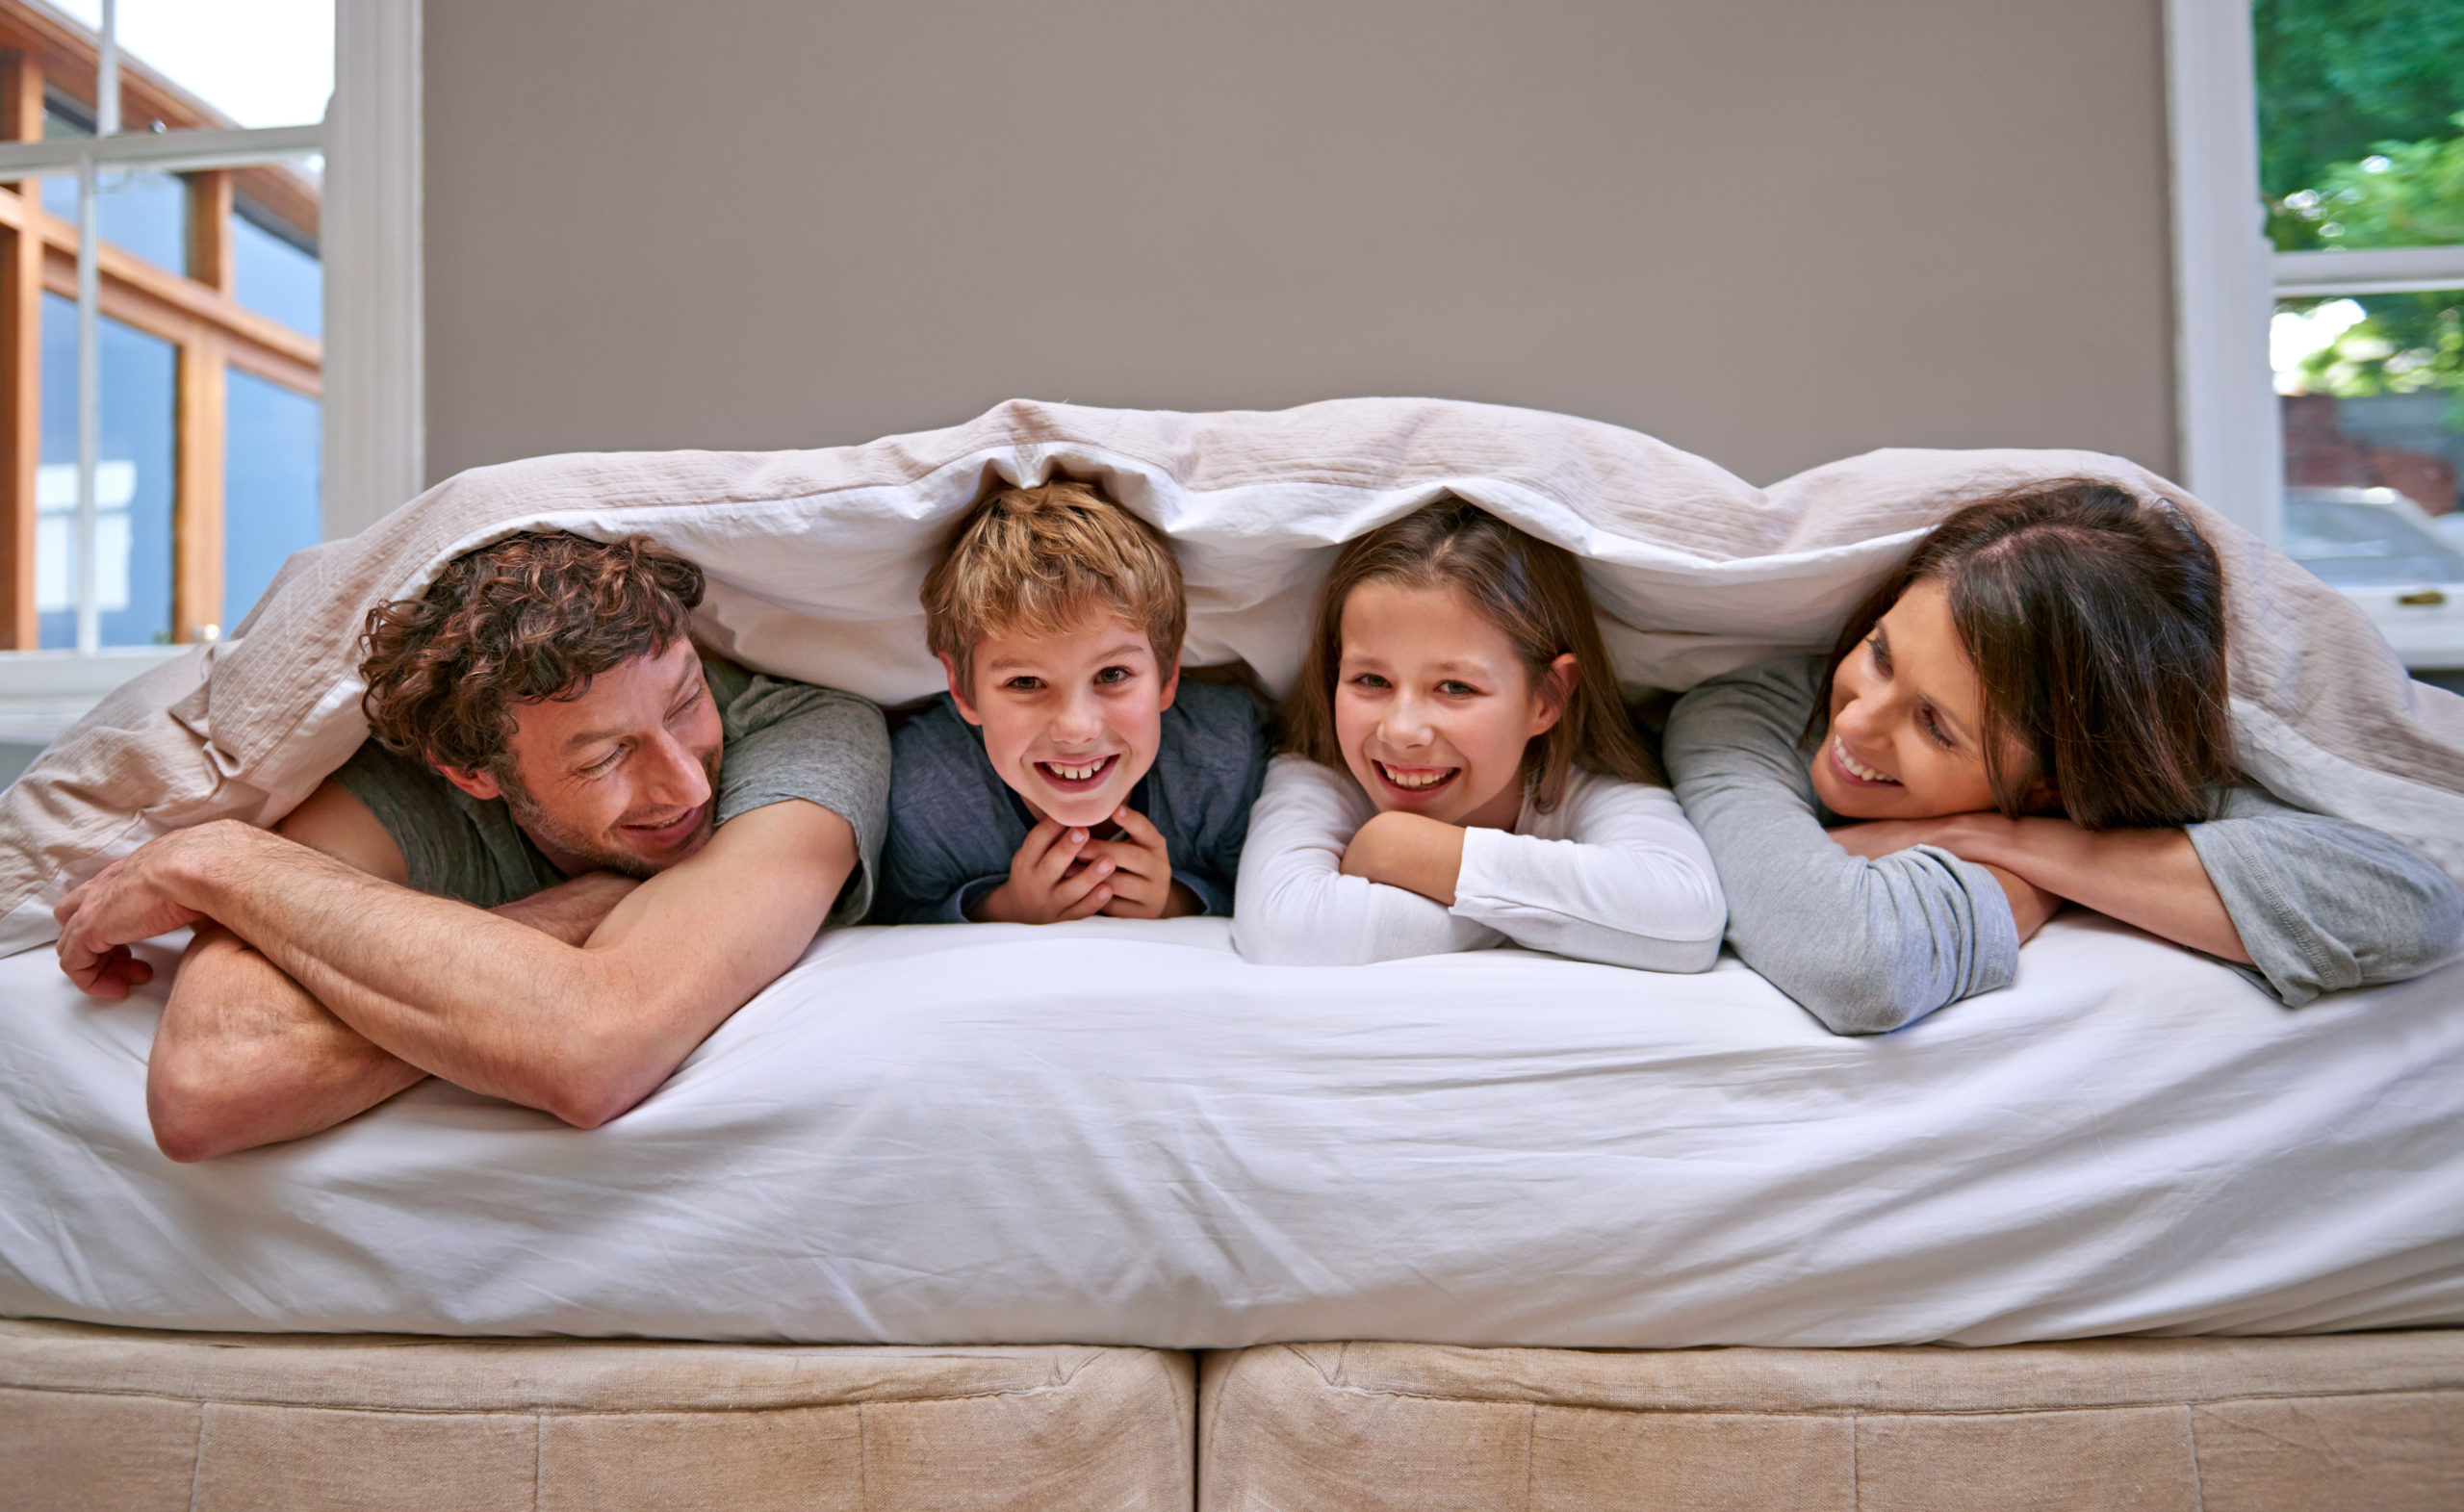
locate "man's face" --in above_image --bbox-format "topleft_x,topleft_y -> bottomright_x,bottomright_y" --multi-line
438,639 -> 725,878
939,610 -> 1177,829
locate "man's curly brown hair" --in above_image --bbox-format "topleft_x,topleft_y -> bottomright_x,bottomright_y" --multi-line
359,530 -> 706,775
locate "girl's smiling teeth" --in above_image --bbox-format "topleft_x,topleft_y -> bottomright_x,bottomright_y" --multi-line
1374,759 -> 1459,792
1830,735 -> 1900,787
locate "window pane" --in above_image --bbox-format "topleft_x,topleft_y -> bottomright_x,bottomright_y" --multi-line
2277,289 -> 2464,523
45,1 -> 335,129
36,293 -> 177,649
2256,1 -> 2464,252
223,369 -> 321,630
37,94 -> 191,274
233,197 -> 321,337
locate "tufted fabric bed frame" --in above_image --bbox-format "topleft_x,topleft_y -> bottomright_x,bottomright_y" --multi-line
8,1319 -> 2460,1508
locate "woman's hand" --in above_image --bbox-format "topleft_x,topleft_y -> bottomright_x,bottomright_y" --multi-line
1339,810 -> 1470,906
1829,814 -> 2061,943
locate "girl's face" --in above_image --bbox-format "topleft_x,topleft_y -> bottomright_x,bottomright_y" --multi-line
1812,577 -> 2015,820
1333,579 -> 1573,831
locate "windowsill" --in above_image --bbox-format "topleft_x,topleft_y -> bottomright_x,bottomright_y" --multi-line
0,645 -> 190,743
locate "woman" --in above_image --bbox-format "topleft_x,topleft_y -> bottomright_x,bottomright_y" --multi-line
1662,479 -> 2462,1034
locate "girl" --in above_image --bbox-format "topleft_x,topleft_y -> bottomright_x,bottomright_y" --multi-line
1233,498 -> 1725,969
1662,479 -> 2464,1035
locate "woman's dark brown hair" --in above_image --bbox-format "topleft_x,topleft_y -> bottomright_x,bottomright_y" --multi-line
1284,497 -> 1660,811
1812,479 -> 2234,831
359,530 -> 706,776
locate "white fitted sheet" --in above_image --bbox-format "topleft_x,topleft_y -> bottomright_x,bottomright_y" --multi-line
3,916 -> 2461,1348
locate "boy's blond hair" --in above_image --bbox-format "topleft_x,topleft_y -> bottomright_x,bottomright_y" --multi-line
922,480 -> 1188,687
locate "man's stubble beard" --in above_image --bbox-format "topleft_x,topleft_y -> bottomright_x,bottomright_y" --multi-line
495,744 -> 723,880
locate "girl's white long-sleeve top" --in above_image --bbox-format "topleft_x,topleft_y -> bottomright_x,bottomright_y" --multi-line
1231,754 -> 1727,970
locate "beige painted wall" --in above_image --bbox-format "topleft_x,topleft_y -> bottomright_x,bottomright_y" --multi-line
424,0 -> 2176,489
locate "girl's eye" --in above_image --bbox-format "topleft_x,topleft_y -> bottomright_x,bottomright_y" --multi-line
1348,672 -> 1390,690
1918,707 -> 1957,751
1094,665 -> 1132,685
1438,679 -> 1477,697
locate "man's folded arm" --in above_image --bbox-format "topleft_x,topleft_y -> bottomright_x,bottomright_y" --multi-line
143,782 -> 642,1160
114,798 -> 855,1130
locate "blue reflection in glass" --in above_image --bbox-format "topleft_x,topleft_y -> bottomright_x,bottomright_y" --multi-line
42,168 -> 190,274
223,370 -> 321,631
38,293 -> 176,648
234,202 -> 321,337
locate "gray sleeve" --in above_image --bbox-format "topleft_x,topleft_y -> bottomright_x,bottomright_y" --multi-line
1663,659 -> 2019,1035
876,704 -> 1019,925
1177,681 -> 1273,918
2188,786 -> 2464,1006
709,669 -> 892,926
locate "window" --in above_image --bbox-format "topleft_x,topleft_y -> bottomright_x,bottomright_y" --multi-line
2262,3 -> 2464,529
0,1 -> 417,739
2170,0 -> 2464,673
0,1 -> 330,655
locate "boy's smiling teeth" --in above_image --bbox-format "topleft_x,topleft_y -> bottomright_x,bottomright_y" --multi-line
1040,756 -> 1116,782
1375,760 -> 1456,790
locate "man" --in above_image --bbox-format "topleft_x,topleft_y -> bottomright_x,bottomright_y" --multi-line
53,530 -> 888,1161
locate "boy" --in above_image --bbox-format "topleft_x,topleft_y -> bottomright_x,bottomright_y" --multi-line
877,480 -> 1270,923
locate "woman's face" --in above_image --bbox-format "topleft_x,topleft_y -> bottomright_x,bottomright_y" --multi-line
1334,579 -> 1572,831
1810,578 -> 2013,820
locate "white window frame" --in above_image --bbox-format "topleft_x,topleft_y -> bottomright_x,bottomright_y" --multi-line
2168,0 -> 2464,540
2167,0 -> 2281,540
0,0 -> 420,726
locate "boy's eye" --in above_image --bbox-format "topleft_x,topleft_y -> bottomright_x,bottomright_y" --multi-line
1093,665 -> 1133,685
1003,676 -> 1044,692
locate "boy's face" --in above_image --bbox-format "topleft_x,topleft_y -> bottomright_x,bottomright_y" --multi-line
941,610 -> 1179,829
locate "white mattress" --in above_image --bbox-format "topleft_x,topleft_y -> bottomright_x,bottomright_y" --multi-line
3,917 -> 2461,1348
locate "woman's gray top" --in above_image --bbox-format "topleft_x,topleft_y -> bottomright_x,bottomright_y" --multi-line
1662,656 -> 2464,1035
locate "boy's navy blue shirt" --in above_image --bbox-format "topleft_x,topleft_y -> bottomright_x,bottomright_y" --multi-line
875,679 -> 1272,923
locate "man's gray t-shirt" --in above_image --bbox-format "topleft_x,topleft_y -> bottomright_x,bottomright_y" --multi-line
333,657 -> 891,919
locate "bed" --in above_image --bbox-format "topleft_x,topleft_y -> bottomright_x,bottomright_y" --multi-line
6,915 -> 2464,1505
7,913 -> 2462,1346
6,399 -> 2462,1504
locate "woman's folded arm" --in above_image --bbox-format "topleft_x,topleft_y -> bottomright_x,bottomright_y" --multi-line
1664,661 -> 2021,1033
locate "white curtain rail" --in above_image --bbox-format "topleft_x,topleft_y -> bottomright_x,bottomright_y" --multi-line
0,122 -> 324,179
2274,245 -> 2464,298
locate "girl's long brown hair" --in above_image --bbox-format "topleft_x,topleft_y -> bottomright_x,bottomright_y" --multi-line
1811,479 -> 2235,830
1284,497 -> 1660,811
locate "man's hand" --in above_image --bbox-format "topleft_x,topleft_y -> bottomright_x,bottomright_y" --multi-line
1082,807 -> 1199,919
973,818 -> 1116,924
54,823 -> 236,997
1339,809 -> 1470,907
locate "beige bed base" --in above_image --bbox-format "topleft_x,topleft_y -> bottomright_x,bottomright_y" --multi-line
6,1319 -> 2459,1509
